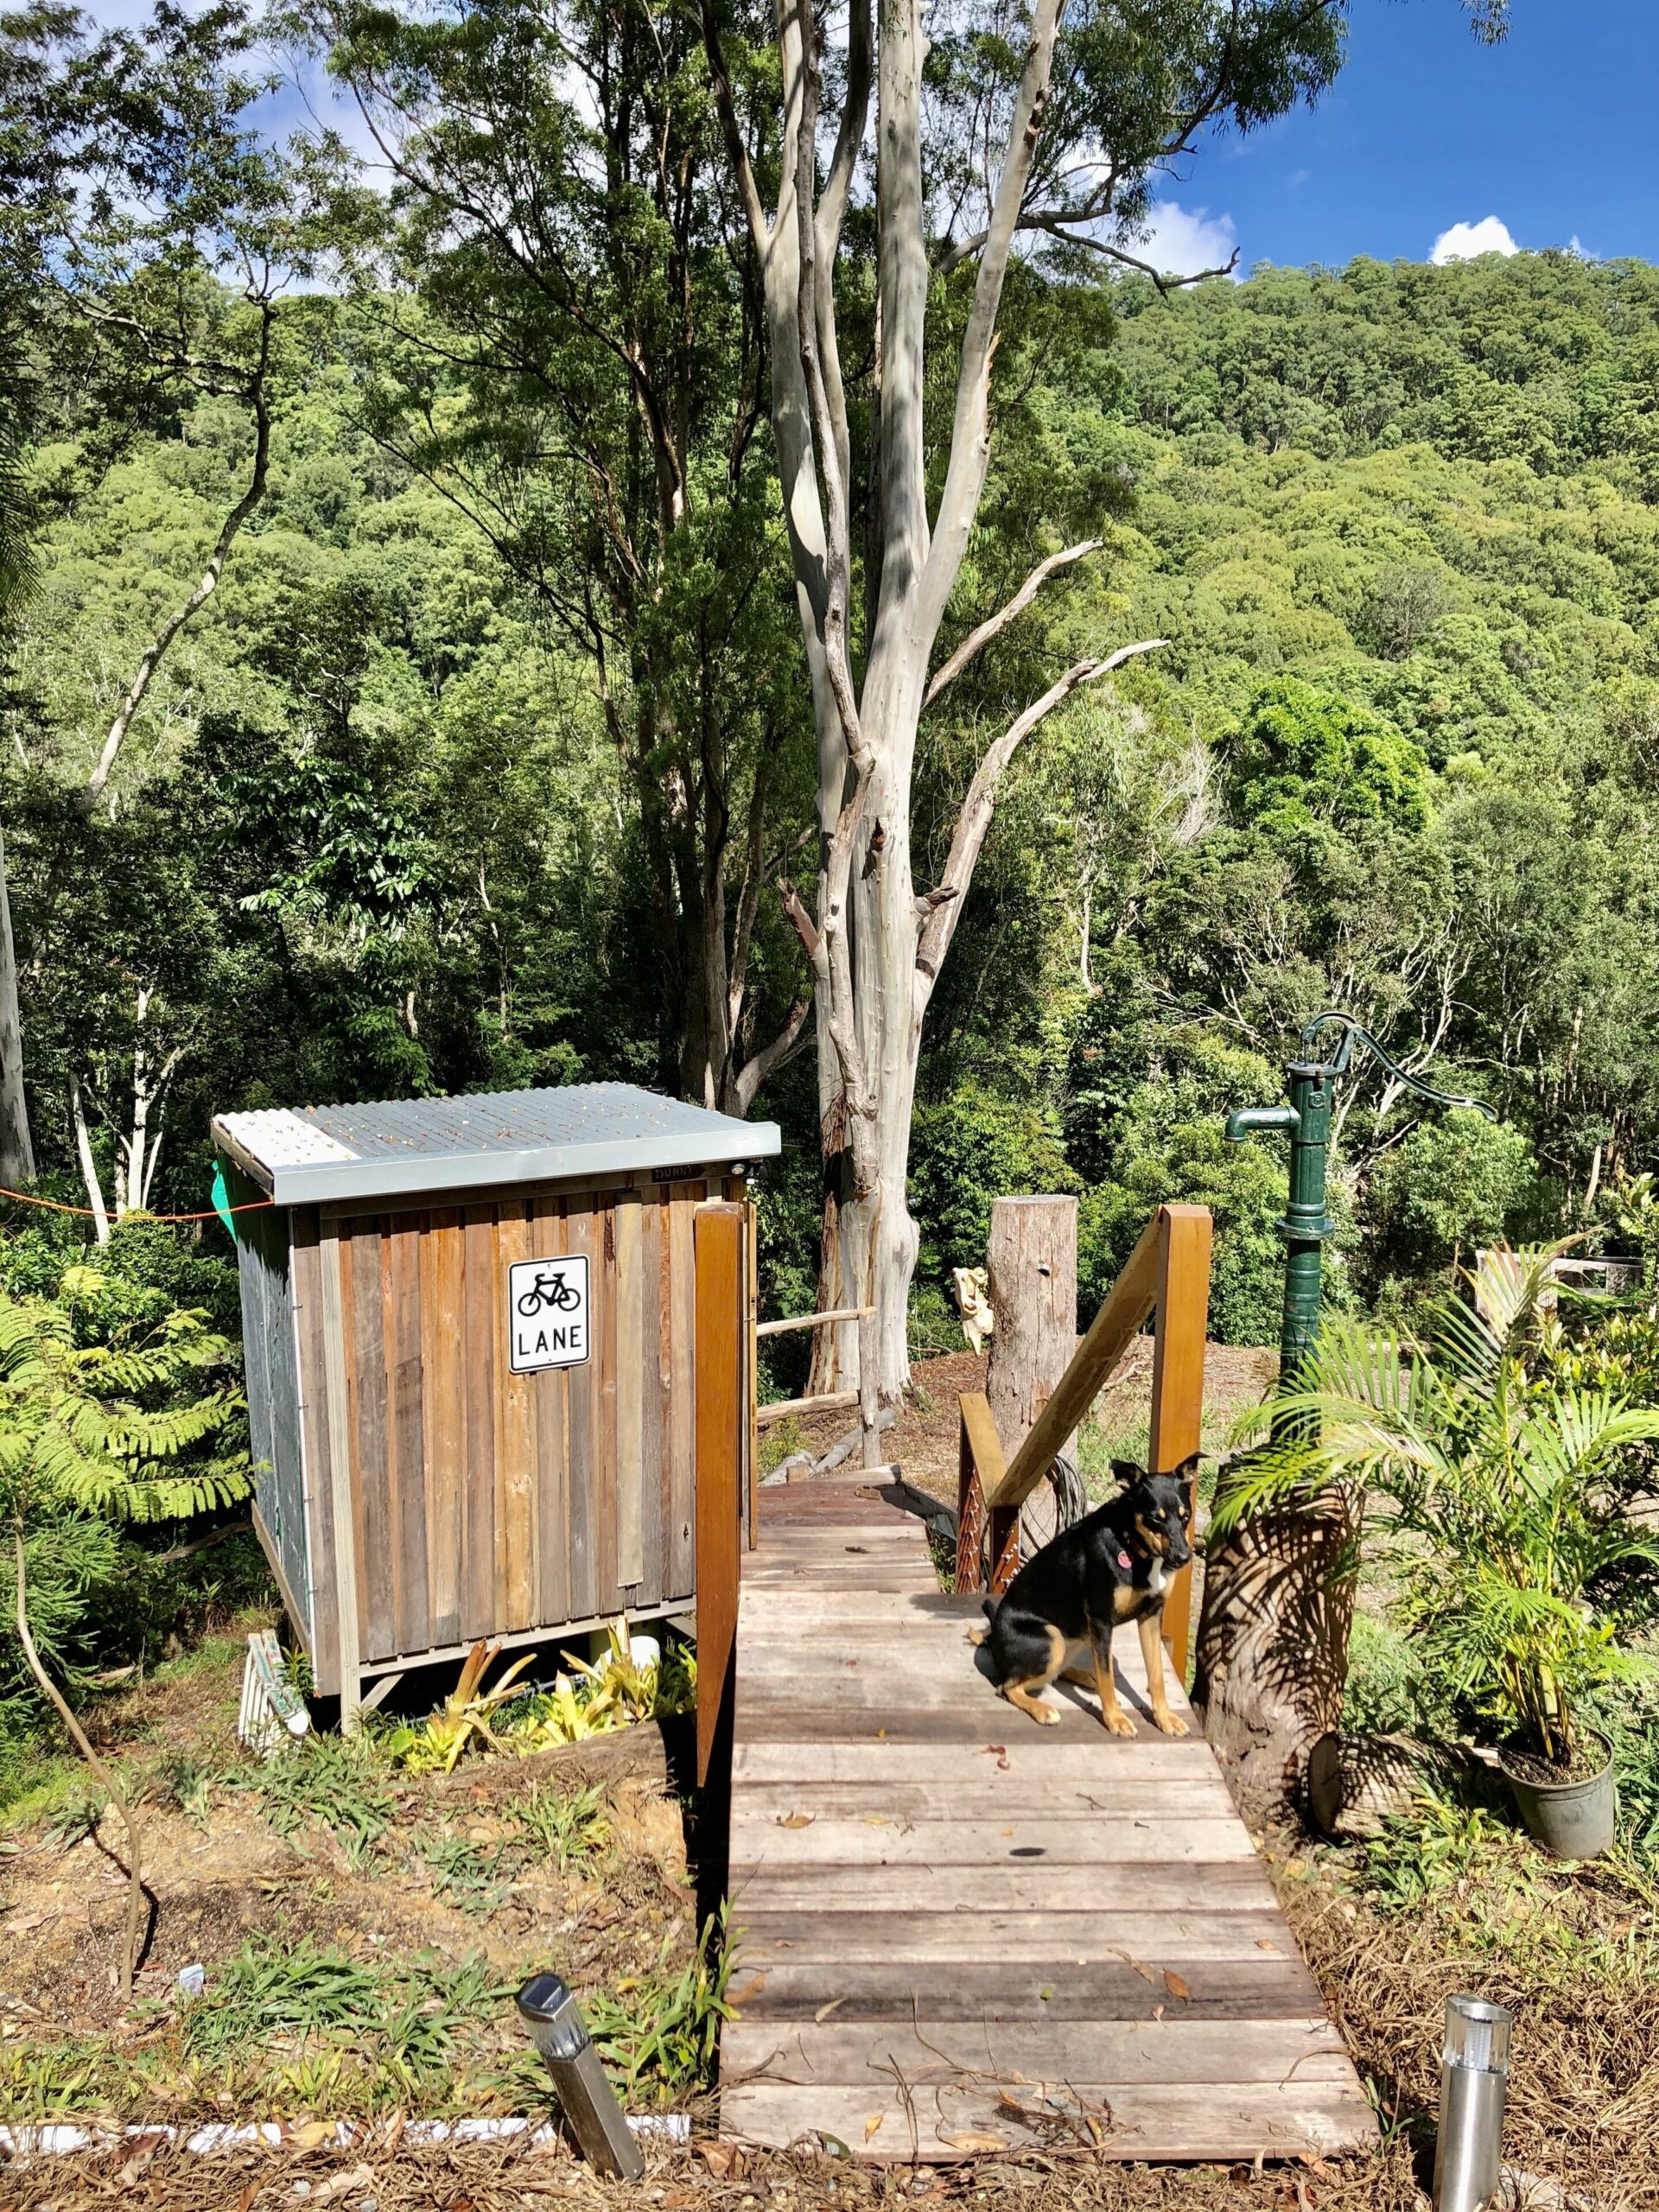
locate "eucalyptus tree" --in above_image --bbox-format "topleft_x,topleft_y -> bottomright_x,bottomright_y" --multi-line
0,325 -> 38,1191
310,0 -> 816,1116
694,0 -> 1356,1400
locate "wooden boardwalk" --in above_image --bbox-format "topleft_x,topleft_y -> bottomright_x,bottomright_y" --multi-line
719,1478 -> 1376,2164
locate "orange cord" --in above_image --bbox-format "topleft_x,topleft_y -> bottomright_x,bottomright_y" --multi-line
0,1186 -> 273,1222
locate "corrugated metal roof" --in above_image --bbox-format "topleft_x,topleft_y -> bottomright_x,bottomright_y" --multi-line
212,1083 -> 780,1207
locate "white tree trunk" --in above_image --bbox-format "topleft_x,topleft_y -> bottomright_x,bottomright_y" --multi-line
69,1073 -> 111,1244
0,824 -> 34,1186
704,0 -> 1123,1425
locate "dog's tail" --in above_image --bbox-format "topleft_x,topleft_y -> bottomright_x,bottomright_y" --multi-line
966,1592 -> 1000,1650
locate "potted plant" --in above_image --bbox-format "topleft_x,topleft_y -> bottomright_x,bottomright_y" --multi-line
1217,1243 -> 1659,1859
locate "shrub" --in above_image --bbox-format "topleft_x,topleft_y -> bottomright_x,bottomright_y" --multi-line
1224,1243 -> 1659,1769
908,1087 -> 1075,1293
1362,1108 -> 1538,1288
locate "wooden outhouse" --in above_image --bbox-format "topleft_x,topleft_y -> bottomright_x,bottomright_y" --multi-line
211,1084 -> 775,1708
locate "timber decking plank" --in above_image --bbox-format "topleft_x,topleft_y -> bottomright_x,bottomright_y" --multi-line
719,1479 -> 1374,2166
729,1910 -> 1294,1964
734,1738 -> 1222,1782
730,1703 -> 1203,1745
721,2080 -> 1376,2164
721,2017 -> 1349,2086
726,1956 -> 1324,2023
728,1815 -> 1255,1866
729,1861 -> 1278,1916
728,1777 -> 1240,1821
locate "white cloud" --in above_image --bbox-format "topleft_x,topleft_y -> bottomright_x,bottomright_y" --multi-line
1136,200 -> 1240,279
1430,216 -> 1520,264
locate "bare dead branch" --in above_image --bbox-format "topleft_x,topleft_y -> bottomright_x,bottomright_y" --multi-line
14,1527 -> 145,2002
778,877 -> 822,963
922,537 -> 1103,713
916,639 -> 1166,988
81,308 -> 274,811
734,989 -> 813,1114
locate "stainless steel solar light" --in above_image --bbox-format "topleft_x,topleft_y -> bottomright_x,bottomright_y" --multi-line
517,1972 -> 645,2180
1433,1993 -> 1512,2212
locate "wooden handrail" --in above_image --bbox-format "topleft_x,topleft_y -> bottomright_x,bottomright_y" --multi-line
956,1203 -> 1213,1671
755,1304 -> 875,1338
756,1387 -> 860,1430
1148,1206 -> 1211,1681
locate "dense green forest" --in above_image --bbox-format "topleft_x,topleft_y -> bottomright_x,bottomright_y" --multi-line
5,248 -> 1657,1356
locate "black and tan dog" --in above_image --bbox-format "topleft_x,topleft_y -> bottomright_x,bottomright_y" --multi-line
969,1456 -> 1198,1737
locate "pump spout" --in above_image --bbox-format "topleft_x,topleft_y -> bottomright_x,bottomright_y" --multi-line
1224,1103 -> 1300,1142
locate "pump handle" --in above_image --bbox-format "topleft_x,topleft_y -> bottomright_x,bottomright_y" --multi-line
1297,1012 -> 1496,1121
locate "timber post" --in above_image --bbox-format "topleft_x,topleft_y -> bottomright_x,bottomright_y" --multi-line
695,1203 -> 746,1790
985,1194 -> 1078,1550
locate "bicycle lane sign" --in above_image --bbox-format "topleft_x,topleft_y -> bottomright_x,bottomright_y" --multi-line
507,1253 -> 592,1374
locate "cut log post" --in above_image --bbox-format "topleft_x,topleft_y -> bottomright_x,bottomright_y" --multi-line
985,1196 -> 1078,1553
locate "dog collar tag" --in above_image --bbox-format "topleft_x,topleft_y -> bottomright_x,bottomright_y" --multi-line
1116,1549 -> 1132,1569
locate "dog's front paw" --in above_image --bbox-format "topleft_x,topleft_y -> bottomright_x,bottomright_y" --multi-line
1153,1710 -> 1190,1738
966,1624 -> 987,1647
1102,1707 -> 1137,1738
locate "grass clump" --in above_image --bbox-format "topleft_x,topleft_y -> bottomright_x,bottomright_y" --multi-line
583,1909 -> 734,2106
512,1778 -> 608,1871
240,1732 -> 397,1867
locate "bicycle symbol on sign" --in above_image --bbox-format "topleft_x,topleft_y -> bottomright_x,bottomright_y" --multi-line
516,1267 -> 582,1318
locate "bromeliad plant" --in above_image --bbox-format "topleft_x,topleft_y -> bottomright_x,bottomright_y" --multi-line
1217,1243 -> 1659,1771
385,1621 -> 696,1773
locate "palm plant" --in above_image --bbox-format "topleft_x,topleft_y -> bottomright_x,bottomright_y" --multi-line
1216,1243 -> 1659,1770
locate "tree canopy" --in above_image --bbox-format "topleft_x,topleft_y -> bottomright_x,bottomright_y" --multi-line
0,0 -> 1653,1353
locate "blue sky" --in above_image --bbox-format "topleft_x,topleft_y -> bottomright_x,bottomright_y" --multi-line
85,0 -> 1656,276
1144,0 -> 1659,275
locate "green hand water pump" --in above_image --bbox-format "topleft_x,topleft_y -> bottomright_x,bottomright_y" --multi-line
1225,1012 -> 1495,1401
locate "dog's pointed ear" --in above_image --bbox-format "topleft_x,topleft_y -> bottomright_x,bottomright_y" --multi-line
1174,1451 -> 1202,1490
1110,1459 -> 1146,1488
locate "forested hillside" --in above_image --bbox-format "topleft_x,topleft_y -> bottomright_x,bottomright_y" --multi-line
7,250 -> 1659,1343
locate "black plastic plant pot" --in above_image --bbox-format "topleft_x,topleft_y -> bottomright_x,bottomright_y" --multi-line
1497,1728 -> 1617,1859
